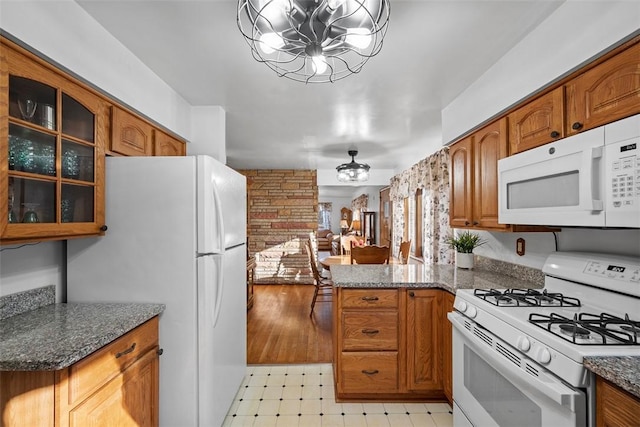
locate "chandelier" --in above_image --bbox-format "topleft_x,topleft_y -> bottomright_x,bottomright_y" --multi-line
237,0 -> 390,83
336,150 -> 370,182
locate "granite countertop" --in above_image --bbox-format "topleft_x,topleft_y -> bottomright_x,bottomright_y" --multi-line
0,303 -> 165,371
330,262 -> 544,293
584,356 -> 640,399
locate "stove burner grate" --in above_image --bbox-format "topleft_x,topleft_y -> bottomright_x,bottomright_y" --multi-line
474,288 -> 581,307
530,312 -> 640,345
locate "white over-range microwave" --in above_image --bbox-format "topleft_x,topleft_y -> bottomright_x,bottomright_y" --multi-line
498,114 -> 640,228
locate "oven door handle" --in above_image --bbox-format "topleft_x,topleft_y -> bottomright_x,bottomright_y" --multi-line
449,312 -> 580,412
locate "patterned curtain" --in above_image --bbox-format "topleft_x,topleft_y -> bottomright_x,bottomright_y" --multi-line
422,148 -> 452,264
389,147 -> 452,264
351,194 -> 369,213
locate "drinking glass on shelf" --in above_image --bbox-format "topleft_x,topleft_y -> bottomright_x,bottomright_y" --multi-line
22,203 -> 39,223
18,99 -> 38,122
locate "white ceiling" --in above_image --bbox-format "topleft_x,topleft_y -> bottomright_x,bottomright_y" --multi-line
76,0 -> 563,172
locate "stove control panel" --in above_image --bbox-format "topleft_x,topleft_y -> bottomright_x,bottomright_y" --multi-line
583,260 -> 640,283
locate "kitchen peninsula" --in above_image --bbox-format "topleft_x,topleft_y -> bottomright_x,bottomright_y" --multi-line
330,260 -> 544,403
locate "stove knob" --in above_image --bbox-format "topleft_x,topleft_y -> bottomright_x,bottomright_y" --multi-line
538,348 -> 552,364
457,301 -> 468,313
467,306 -> 478,319
517,337 -> 531,352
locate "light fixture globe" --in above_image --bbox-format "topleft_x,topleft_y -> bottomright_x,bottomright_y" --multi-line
237,0 -> 390,83
336,150 -> 370,182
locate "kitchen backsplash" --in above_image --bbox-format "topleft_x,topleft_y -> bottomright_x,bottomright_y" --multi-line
474,255 -> 545,286
0,284 -> 55,321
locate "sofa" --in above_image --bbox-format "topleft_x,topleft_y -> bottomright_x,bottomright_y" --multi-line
316,229 -> 334,251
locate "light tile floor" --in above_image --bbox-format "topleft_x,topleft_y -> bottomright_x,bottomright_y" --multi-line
223,364 -> 453,427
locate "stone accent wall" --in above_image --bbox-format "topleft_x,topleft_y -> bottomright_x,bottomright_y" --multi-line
239,170 -> 317,284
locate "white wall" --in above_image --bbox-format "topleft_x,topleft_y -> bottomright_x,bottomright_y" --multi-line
188,106 -> 226,162
0,242 -> 64,301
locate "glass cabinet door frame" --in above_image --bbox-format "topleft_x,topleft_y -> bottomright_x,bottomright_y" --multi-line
1,40 -> 105,242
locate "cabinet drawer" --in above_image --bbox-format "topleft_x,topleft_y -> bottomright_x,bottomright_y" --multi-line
342,312 -> 398,351
341,289 -> 398,309
67,317 -> 159,405
339,352 -> 398,393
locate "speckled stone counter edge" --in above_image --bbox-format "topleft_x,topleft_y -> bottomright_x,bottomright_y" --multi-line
584,356 -> 640,398
0,303 -> 165,371
0,284 -> 55,321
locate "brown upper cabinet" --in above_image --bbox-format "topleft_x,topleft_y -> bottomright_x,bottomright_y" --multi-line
2,36 -> 187,244
2,39 -> 107,243
154,129 -> 186,156
110,106 -> 154,156
565,41 -> 640,136
450,118 -> 509,230
508,87 -> 564,155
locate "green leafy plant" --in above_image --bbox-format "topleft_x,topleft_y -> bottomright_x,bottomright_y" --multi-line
446,231 -> 486,254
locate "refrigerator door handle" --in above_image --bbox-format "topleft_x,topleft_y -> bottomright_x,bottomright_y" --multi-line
211,181 -> 226,254
213,256 -> 224,327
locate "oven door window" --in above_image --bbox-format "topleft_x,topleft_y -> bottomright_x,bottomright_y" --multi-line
464,345 -> 541,426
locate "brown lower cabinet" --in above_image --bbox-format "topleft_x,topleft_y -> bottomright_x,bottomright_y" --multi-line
596,376 -> 640,427
333,287 -> 453,402
0,317 -> 159,427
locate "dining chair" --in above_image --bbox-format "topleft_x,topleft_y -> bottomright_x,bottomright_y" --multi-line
341,235 -> 364,255
350,243 -> 390,264
305,239 -> 333,315
399,240 -> 412,264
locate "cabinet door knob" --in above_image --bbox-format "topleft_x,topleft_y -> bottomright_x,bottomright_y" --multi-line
100,225 -> 108,232
157,348 -> 164,356
409,291 -> 415,297
550,131 -> 560,138
572,122 -> 583,130
464,221 -> 470,226
472,221 -> 479,226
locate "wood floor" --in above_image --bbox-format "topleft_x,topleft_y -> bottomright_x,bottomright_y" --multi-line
247,284 -> 333,364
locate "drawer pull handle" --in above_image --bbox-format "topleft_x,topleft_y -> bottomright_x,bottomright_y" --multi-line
362,369 -> 379,375
115,342 -> 136,358
362,329 -> 379,335
361,296 -> 379,302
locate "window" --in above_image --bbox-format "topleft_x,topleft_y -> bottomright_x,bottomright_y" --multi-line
403,189 -> 423,258
318,202 -> 332,230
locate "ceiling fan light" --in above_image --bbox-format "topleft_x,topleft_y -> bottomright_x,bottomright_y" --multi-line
237,0 -> 389,83
336,150 -> 371,183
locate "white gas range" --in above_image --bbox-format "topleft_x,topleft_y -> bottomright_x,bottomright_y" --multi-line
448,251 -> 640,427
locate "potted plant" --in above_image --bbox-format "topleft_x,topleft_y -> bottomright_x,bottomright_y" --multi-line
446,230 -> 486,269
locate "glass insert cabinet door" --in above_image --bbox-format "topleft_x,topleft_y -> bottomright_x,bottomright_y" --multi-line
2,46 -> 105,242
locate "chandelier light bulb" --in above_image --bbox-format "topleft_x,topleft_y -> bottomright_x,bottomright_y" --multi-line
312,55 -> 328,74
345,27 -> 372,49
259,32 -> 285,54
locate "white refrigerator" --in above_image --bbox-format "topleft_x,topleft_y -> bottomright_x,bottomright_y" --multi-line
67,155 -> 247,427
